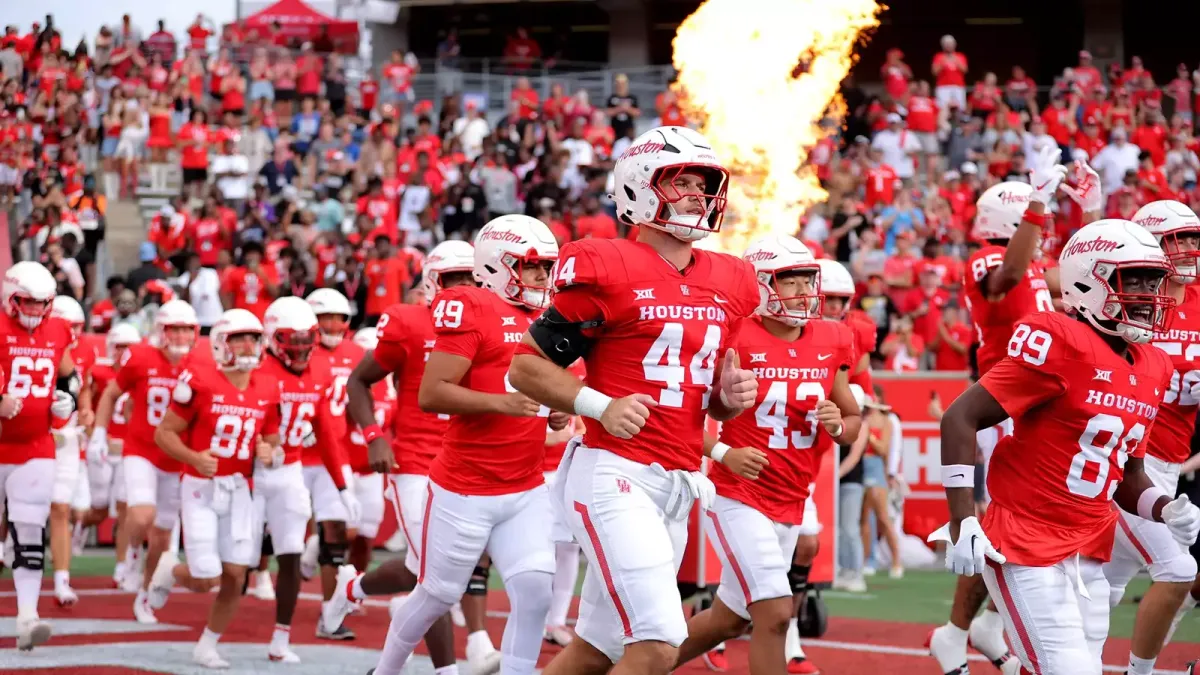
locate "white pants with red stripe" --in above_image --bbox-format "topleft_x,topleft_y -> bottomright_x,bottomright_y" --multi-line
982,556 -> 1110,675
558,445 -> 691,663
705,495 -> 800,621
418,479 -> 555,604
1104,456 -> 1198,604
388,473 -> 430,576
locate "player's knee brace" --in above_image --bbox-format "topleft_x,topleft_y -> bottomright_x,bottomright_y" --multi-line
789,563 -> 811,595
1153,552 -> 1200,585
467,562 -> 491,596
10,523 -> 46,571
317,525 -> 347,567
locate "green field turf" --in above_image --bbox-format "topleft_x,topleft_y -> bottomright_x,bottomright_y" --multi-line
40,553 -> 1199,643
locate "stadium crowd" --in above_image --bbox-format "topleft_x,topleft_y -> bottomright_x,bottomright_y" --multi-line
5,15 -> 1200,377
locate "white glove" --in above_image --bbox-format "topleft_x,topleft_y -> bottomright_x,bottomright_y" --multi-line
86,428 -> 109,464
1028,145 -> 1069,205
340,489 -> 362,525
927,516 -> 1006,576
50,391 -> 76,420
680,471 -> 716,513
1162,495 -> 1200,546
1058,160 -> 1104,213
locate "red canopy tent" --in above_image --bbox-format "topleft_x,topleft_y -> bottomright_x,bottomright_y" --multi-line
224,0 -> 360,54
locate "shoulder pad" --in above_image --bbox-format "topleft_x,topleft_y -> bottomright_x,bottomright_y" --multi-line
553,239 -> 614,291
430,285 -> 485,334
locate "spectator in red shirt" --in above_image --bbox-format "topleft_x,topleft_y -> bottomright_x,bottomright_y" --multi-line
1073,51 -> 1104,93
882,230 -> 920,296
906,81 -> 940,184
931,34 -> 968,111
968,72 -> 1001,119
1004,65 -> 1037,113
574,195 -> 618,239
1136,150 -> 1169,203
512,77 -> 540,120
187,14 -> 215,56
880,49 -> 912,101
930,306 -> 972,371
503,27 -> 541,71
1132,110 -> 1168,166
903,266 -> 952,346
880,315 -> 924,372
219,240 -> 277,320
1041,91 -> 1076,149
863,147 -> 898,209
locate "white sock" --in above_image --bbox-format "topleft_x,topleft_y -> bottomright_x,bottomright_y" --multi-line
199,627 -> 221,649
1128,654 -> 1156,675
467,629 -> 495,653
271,624 -> 291,649
13,567 -> 42,616
114,560 -> 127,578
549,543 -> 579,626
941,621 -> 969,646
351,573 -> 367,600
434,666 -> 460,675
54,569 -> 70,588
257,570 -> 271,584
786,617 -> 805,659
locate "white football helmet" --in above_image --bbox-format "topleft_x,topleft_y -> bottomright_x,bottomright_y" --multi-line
106,322 -> 141,361
264,296 -> 319,369
613,126 -> 729,242
1133,200 -> 1200,284
815,259 -> 855,319
422,239 -> 476,302
474,215 -> 559,310
743,234 -> 822,327
306,288 -> 352,348
2,261 -> 56,329
211,308 -> 264,372
51,296 -> 85,340
354,327 -> 378,351
1059,219 -> 1175,345
154,299 -> 200,358
973,182 -> 1034,242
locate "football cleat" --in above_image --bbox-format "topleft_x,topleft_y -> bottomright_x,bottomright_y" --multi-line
787,657 -> 821,674
16,616 -> 52,651
544,624 -> 574,647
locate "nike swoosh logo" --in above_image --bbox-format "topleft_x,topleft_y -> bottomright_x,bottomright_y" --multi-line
950,473 -> 965,479
816,354 -> 832,361
970,534 -> 978,552
1036,180 -> 1051,190
714,297 -> 729,304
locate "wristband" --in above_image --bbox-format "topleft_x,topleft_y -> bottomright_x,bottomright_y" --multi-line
828,423 -> 844,439
711,442 -> 731,464
1138,486 -> 1168,521
940,464 -> 975,488
574,386 -> 613,420
1022,207 -> 1046,228
362,424 -> 384,444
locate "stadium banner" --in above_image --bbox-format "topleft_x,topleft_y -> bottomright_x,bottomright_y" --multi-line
874,372 -> 971,542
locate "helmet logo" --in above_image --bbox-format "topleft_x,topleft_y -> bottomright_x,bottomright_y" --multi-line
620,141 -> 666,160
744,250 -> 778,263
1063,238 -> 1121,257
998,191 -> 1028,205
479,229 -> 525,244
1135,215 -> 1167,229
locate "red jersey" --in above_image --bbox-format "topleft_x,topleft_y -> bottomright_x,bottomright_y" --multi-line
169,364 -> 281,479
311,338 -> 365,469
846,311 -> 877,392
429,286 -> 543,496
116,343 -> 202,472
712,318 -> 855,523
545,239 -> 760,472
1147,284 -> 1200,463
963,245 -> 1055,375
980,312 -> 1171,566
372,303 -> 446,475
543,360 -> 588,472
0,315 -> 73,459
221,266 -> 275,320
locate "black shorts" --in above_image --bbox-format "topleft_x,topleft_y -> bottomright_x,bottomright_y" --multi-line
275,88 -> 296,102
182,167 -> 208,184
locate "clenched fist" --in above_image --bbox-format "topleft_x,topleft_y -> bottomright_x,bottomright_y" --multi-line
499,392 -> 543,417
600,393 -> 658,439
718,349 -> 757,413
193,450 -> 219,477
723,446 -> 769,480
815,399 -> 843,436
548,411 -> 572,431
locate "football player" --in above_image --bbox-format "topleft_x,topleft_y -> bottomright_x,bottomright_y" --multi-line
47,295 -> 92,607
80,323 -> 140,588
254,296 -> 357,662
928,146 -> 1070,675
508,126 -> 762,675
150,308 -> 281,668
1102,200 -> 1200,675
370,215 -> 561,675
344,326 -> 389,575
542,357 -> 587,649
932,219 -> 1200,675
300,288 -> 363,640
0,262 -> 78,650
89,299 -> 202,624
670,235 -> 862,675
333,240 -> 477,675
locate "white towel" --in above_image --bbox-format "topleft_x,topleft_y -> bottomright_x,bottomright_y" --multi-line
549,435 -> 584,544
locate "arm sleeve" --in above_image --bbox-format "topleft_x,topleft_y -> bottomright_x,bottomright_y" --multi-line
431,287 -> 483,360
372,309 -> 411,373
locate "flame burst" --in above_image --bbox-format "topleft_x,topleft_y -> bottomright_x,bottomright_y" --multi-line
672,0 -> 882,254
